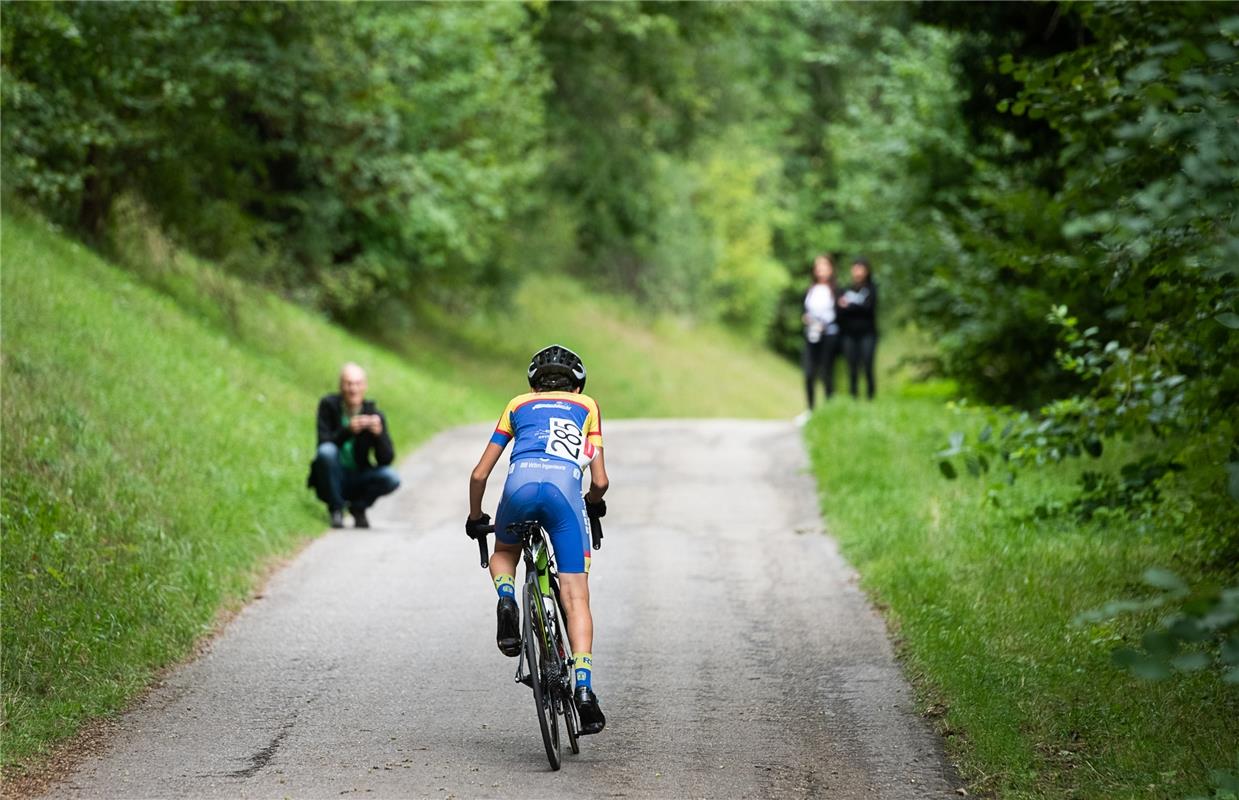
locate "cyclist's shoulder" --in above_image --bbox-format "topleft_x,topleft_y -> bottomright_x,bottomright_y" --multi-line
503,391 -> 538,408
503,391 -> 600,416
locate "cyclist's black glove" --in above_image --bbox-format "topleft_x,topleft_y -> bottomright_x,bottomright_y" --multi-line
586,499 -> 606,520
465,513 -> 491,540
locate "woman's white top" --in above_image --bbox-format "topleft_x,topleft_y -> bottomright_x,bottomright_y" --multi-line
804,284 -> 838,343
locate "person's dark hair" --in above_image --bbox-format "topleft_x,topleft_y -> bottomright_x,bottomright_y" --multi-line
851,257 -> 872,283
532,372 -> 576,392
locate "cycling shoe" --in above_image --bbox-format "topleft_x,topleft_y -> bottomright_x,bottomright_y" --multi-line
574,686 -> 606,735
496,597 -> 520,657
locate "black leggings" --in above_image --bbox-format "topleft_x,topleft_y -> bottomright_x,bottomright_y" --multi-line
802,335 -> 839,409
843,333 -> 877,399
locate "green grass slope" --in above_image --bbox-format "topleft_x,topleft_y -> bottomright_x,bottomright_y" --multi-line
802,340 -> 1238,798
0,210 -> 799,769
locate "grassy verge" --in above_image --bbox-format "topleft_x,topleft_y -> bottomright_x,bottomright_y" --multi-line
0,209 -> 799,770
803,337 -> 1238,798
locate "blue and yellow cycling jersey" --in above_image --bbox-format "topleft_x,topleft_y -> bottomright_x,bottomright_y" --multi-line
489,391 -> 603,467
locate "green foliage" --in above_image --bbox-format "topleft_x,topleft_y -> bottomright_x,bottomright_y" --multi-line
924,3 -> 1238,565
915,3 -> 1239,406
1,2 -> 973,342
803,342 -> 1239,798
1078,569 -> 1239,685
2,2 -> 551,317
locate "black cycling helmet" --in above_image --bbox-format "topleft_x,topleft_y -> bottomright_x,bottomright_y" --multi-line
528,344 -> 587,391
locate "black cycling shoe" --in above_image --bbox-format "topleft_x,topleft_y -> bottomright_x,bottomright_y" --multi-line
496,597 -> 520,657
574,686 -> 606,735
350,506 -> 370,529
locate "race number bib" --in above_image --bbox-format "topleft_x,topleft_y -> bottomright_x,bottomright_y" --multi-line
545,417 -> 593,466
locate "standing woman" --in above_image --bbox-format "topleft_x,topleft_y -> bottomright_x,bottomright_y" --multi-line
838,257 -> 879,399
801,254 -> 840,411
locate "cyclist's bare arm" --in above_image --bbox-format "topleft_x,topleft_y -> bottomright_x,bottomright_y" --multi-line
585,449 -> 609,504
469,442 -> 504,519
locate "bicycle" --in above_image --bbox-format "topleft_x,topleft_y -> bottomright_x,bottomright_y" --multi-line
470,514 -> 603,770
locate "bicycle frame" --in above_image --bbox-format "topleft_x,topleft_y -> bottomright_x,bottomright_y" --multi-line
471,516 -> 592,768
510,523 -> 564,687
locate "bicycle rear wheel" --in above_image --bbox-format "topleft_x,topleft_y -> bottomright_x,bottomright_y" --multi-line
523,581 -> 561,770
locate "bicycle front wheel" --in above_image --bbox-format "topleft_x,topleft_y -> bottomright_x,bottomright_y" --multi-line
523,581 -> 561,770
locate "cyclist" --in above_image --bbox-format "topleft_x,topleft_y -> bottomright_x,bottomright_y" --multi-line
465,344 -> 610,735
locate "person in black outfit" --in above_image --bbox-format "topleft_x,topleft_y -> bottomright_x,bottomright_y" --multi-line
306,362 -> 400,528
837,258 -> 879,399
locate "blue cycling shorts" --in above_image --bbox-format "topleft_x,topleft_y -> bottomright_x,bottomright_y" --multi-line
495,458 -> 591,574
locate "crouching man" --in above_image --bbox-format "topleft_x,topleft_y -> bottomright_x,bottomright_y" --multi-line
307,362 -> 399,528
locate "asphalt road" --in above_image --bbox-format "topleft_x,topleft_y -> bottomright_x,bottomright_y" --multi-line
45,420 -> 957,799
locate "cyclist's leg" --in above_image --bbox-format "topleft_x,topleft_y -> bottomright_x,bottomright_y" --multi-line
491,465 -> 541,582
537,473 -> 593,656
538,467 -> 606,733
490,467 -> 543,656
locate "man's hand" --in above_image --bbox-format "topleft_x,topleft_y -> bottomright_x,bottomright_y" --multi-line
465,512 -> 491,540
586,499 -> 606,520
367,415 -> 383,435
348,415 -> 367,433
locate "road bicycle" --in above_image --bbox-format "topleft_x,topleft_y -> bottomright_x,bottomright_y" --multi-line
471,515 -> 603,770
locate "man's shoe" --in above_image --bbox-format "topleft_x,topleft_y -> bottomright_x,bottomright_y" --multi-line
330,509 -> 345,529
574,686 -> 606,735
496,597 -> 521,657
351,507 -> 370,529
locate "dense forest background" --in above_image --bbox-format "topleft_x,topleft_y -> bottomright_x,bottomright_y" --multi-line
6,1 -> 1236,532
6,2 -> 1237,537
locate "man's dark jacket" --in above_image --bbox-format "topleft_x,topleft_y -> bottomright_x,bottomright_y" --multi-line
306,394 -> 395,486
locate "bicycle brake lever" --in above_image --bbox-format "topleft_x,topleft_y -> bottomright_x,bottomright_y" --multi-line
476,533 -> 489,568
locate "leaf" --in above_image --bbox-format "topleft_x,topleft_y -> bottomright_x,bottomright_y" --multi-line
1169,652 -> 1209,672
949,431 -> 965,450
1224,666 -> 1239,685
978,424 -> 992,443
1112,647 -> 1171,680
1168,617 -> 1208,643
1221,634 -> 1239,665
1141,629 -> 1178,659
1074,598 -> 1154,624
1216,313 -> 1239,329
1227,462 -> 1239,503
965,455 -> 981,477
1143,568 -> 1187,593
1084,439 -> 1103,458
938,460 -> 958,480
